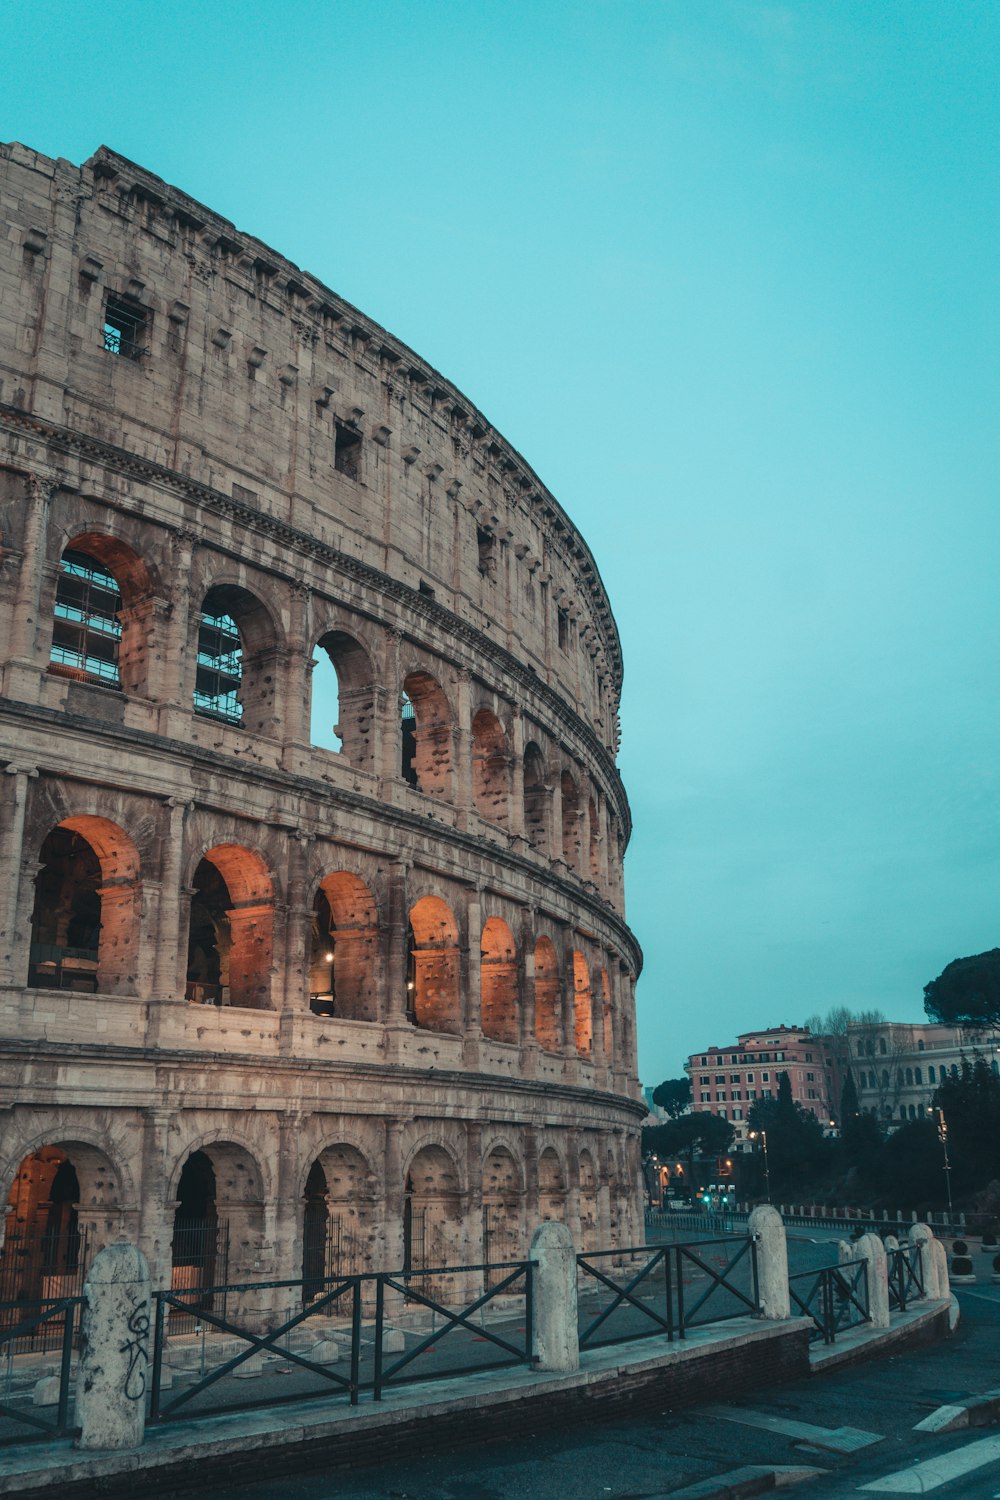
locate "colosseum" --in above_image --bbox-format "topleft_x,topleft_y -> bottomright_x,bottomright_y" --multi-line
0,141 -> 643,1306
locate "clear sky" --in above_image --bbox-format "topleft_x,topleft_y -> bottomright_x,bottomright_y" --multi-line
5,1 -> 998,1083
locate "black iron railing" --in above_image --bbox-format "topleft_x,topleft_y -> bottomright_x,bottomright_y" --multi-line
788,1259 -> 869,1344
887,1244 -> 923,1311
149,1258 -> 533,1423
577,1236 -> 759,1350
0,1295 -> 82,1446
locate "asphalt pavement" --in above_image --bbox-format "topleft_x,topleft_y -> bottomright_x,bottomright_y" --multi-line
203,1276 -> 1000,1500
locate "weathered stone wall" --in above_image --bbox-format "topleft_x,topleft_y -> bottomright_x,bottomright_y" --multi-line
0,141 -> 644,1291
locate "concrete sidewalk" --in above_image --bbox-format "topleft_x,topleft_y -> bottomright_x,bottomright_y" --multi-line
0,1300 -> 952,1500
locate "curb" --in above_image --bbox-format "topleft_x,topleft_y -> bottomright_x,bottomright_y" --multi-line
914,1386 -> 1000,1435
655,1465 -> 823,1499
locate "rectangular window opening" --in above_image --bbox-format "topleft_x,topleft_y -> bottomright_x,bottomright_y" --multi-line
103,295 -> 149,359
335,422 -> 362,480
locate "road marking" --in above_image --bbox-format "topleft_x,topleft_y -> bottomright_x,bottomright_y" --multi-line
959,1289 -> 1000,1303
704,1405 -> 881,1453
860,1432 -> 1000,1491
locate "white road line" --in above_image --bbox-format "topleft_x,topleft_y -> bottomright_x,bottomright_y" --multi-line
704,1405 -> 881,1453
959,1289 -> 1000,1303
859,1432 -> 1000,1492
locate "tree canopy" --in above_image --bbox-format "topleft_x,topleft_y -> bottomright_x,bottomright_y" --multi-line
651,1076 -> 692,1118
747,1071 -> 831,1194
924,949 -> 1000,1030
642,1112 -> 734,1190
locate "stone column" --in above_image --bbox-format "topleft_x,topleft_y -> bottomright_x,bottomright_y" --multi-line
0,764 -> 37,985
282,831 -> 314,1019
157,531 -> 196,736
462,884 -> 482,1067
561,935 -> 578,1075
549,773 -> 563,868
274,1111 -> 303,1288
464,1121 -> 484,1301
749,1205 -> 789,1319
589,960 -> 607,1082
95,882 -> 141,996
281,585 -> 312,763
454,668 -> 472,829
517,910 -> 538,1075
137,1109 -> 173,1290
565,1132 -> 582,1249
377,629 -> 403,788
857,1232 -> 890,1328
383,860 -> 409,1028
75,1243 -> 151,1451
523,1127 -> 539,1235
529,1221 -> 579,1372
152,798 -> 191,1000
6,476 -> 56,678
509,706 -> 525,839
227,904 -> 274,1010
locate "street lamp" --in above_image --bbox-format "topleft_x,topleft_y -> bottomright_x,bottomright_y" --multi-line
927,1106 -> 954,1223
749,1129 -> 771,1204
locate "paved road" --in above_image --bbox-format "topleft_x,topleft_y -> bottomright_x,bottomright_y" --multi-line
207,1280 -> 1000,1500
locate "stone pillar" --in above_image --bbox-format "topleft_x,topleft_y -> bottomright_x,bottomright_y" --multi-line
549,773 -> 563,869
560,935 -> 577,1068
464,1121 -> 484,1301
382,1115 -> 407,1311
157,531 -> 195,735
95,882 -> 141,995
529,1221 -> 579,1372
152,798 -> 191,1000
377,629 -> 403,788
282,831 -> 314,1017
383,860 -> 409,1028
281,585 -> 312,762
517,910 -> 538,1074
7,476 -> 56,673
523,1127 -> 539,1235
907,1223 -> 939,1298
0,764 -> 37,985
565,1132 -> 582,1249
137,1109 -> 173,1290
932,1236 -> 950,1300
454,668 -> 472,829
509,707 -> 525,839
274,1111 -> 303,1287
590,960 -> 606,1082
75,1243 -> 151,1451
462,885 -> 482,1067
749,1205 -> 789,1319
856,1232 -> 890,1328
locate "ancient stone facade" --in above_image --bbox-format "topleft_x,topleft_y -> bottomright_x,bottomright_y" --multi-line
0,143 -> 643,1300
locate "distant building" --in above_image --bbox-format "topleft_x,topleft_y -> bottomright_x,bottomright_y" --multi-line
847,1021 -> 1000,1125
685,1025 -> 845,1149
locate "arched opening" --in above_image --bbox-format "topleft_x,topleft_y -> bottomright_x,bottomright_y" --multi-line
301,1144 -> 376,1303
170,1142 -> 265,1315
186,845 -> 273,1010
471,709 -> 510,825
579,1149 -> 599,1253
195,584 -> 277,735
538,1147 -> 565,1224
534,937 -> 561,1052
482,1146 -> 523,1283
308,872 -> 378,1020
401,671 -> 453,798
560,771 -> 580,870
28,816 -> 141,995
523,743 -> 548,854
310,631 -> 374,767
573,951 -> 593,1058
50,547 -> 122,688
407,896 -> 461,1034
404,1145 -> 462,1298
480,917 -> 518,1044
1,1142 -> 121,1304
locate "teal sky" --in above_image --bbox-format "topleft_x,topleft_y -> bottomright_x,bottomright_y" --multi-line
6,1 -> 998,1081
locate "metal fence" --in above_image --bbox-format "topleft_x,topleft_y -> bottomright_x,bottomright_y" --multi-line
788,1259 -> 870,1344
149,1257 -> 532,1424
577,1235 -> 759,1350
887,1244 -> 923,1312
0,1296 -> 81,1445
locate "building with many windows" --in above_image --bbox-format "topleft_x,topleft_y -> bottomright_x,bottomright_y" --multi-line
685,1026 -> 844,1148
848,1021 -> 1000,1124
0,142 -> 643,1305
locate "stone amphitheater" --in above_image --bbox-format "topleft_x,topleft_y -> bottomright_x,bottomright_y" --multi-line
0,141 -> 643,1304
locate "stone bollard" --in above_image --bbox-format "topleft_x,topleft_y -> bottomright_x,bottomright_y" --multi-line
932,1237 -> 950,1298
837,1238 -> 854,1266
908,1223 -> 940,1300
748,1205 -> 789,1319
529,1221 -> 579,1372
856,1233 -> 890,1329
74,1242 -> 151,1451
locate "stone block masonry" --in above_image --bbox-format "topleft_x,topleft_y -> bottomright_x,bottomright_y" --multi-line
0,140 -> 643,1300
